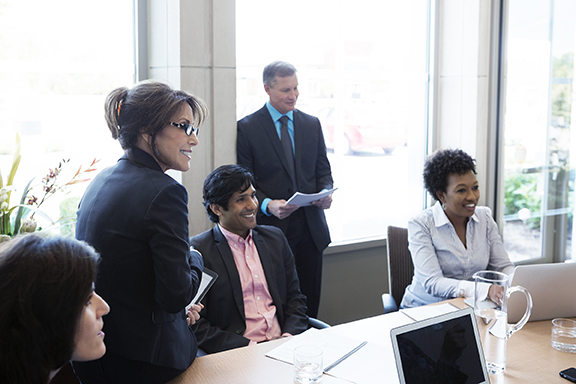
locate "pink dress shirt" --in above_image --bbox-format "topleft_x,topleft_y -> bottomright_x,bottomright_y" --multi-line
219,225 -> 283,343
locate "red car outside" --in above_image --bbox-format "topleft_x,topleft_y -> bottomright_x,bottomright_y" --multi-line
317,107 -> 406,155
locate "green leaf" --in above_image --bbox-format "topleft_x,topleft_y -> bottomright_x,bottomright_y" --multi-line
7,133 -> 22,187
36,216 -> 76,238
16,204 -> 55,224
13,178 -> 35,236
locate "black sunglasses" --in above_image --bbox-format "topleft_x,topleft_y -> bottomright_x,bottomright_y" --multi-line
169,122 -> 199,136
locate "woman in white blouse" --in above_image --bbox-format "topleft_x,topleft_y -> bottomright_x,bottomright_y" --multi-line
401,148 -> 514,308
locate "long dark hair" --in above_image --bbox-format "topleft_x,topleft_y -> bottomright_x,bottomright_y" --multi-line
0,234 -> 100,384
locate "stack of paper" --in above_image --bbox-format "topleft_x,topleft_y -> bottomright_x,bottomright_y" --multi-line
266,328 -> 393,384
286,188 -> 338,206
266,328 -> 364,370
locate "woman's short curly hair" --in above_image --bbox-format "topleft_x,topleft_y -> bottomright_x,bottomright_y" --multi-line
423,148 -> 476,200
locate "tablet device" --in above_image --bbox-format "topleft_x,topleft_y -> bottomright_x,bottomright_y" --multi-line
390,307 -> 490,384
187,267 -> 218,310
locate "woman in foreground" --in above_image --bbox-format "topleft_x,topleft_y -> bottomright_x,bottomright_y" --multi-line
0,233 -> 109,384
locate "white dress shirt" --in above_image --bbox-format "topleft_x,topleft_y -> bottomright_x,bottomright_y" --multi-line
400,201 -> 514,308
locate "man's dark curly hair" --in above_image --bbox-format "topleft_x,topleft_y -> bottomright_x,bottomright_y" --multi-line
423,148 -> 477,201
202,164 -> 256,223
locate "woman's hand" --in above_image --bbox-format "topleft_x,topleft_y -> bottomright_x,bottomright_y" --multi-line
488,284 -> 504,305
187,303 -> 204,326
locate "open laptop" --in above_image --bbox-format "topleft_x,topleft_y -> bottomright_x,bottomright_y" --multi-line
508,262 -> 576,323
390,307 -> 490,384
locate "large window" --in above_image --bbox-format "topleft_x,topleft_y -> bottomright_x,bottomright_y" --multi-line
236,0 -> 432,244
499,0 -> 576,262
0,0 -> 135,234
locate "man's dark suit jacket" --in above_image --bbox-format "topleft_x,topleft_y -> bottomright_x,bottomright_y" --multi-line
75,147 -> 202,371
189,225 -> 308,353
237,105 -> 333,252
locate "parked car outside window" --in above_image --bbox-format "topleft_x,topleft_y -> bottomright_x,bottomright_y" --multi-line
317,106 -> 407,156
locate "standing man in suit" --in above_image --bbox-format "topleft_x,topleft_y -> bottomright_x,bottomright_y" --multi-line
237,61 -> 334,318
190,164 -> 308,353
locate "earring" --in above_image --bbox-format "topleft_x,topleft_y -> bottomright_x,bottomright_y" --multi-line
442,201 -> 446,210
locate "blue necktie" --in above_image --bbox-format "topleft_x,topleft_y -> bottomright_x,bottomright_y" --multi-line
279,115 -> 296,188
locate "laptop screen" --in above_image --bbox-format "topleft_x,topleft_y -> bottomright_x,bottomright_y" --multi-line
391,307 -> 489,384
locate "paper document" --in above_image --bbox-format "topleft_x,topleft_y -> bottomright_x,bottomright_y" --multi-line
322,312 -> 412,383
266,328 -> 366,373
285,188 -> 337,206
328,311 -> 413,347
326,341 -> 397,384
267,327 -> 398,384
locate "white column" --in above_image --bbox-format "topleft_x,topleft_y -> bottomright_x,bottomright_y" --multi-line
147,0 -> 237,235
434,0 -> 498,207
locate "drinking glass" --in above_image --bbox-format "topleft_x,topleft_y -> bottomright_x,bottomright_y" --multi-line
551,318 -> 576,353
293,345 -> 323,384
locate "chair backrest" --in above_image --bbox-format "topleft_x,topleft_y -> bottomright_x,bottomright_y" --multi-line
386,226 -> 414,308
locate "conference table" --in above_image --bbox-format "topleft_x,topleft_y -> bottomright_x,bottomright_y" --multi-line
168,298 -> 575,384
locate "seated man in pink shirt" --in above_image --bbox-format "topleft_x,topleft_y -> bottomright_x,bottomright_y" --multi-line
190,164 -> 308,353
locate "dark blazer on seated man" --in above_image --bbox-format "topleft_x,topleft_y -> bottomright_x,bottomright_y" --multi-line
190,164 -> 308,354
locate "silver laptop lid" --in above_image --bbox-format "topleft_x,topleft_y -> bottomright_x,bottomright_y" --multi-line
390,307 -> 490,384
508,262 -> 576,323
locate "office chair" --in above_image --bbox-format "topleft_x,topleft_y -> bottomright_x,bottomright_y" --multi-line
382,226 -> 414,313
308,317 -> 331,329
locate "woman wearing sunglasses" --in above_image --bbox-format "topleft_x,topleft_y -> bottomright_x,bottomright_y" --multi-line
73,80 -> 208,384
